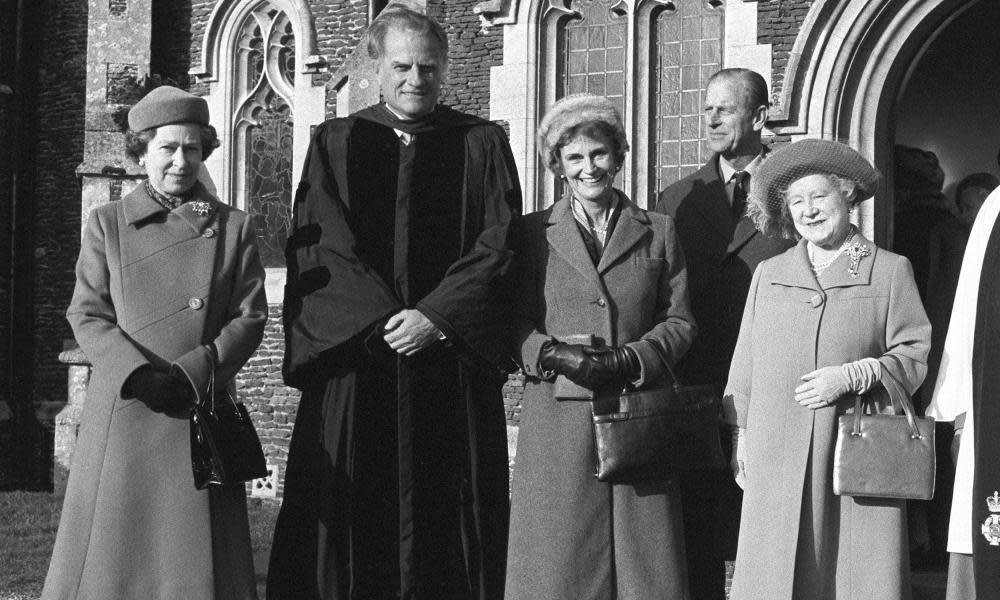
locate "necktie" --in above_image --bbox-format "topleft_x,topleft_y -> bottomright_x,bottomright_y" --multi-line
732,171 -> 749,220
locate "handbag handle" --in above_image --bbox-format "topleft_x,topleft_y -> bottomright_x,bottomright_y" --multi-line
642,339 -> 686,390
851,368 -> 923,439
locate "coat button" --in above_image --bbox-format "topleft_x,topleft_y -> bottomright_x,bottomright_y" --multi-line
597,298 -> 607,307
809,294 -> 824,308
202,227 -> 215,238
188,297 -> 204,310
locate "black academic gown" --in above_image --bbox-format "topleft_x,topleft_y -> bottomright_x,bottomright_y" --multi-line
268,104 -> 521,600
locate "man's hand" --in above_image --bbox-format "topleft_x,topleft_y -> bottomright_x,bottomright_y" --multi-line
794,366 -> 849,409
383,309 -> 443,355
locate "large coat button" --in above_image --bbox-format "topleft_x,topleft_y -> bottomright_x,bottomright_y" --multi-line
188,297 -> 204,310
809,294 -> 824,308
597,298 -> 607,307
202,227 -> 215,238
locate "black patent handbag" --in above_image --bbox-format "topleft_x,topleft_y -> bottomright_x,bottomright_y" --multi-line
189,362 -> 268,490
591,341 -> 726,483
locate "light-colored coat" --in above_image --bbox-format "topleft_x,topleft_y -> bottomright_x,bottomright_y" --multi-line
505,194 -> 696,600
42,184 -> 267,600
725,236 -> 930,600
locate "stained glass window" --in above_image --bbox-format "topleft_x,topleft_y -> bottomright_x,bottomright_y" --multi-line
653,2 -> 722,190
234,7 -> 295,268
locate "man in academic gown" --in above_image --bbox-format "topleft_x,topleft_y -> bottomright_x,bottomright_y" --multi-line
266,6 -> 521,599
655,68 -> 794,600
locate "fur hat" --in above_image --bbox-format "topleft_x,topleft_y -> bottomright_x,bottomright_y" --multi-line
128,86 -> 210,131
748,139 -> 880,239
536,94 -> 628,174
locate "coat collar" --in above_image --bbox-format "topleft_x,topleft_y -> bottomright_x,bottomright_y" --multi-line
769,232 -> 877,290
123,181 -> 221,234
544,189 -> 652,280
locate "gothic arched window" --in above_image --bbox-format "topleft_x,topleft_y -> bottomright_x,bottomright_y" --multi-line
232,7 -> 296,268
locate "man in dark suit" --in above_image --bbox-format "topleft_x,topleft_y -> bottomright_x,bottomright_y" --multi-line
655,67 -> 794,600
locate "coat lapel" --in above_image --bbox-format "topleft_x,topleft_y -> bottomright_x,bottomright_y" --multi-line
597,194 -> 651,274
545,197 -> 603,290
769,239 -> 822,291
688,158 -> 734,247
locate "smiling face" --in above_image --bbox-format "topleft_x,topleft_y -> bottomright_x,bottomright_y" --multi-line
557,131 -> 618,207
704,76 -> 767,162
141,123 -> 203,197
786,173 -> 854,250
375,27 -> 445,120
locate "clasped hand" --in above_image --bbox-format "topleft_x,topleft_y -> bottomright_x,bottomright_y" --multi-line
794,366 -> 849,409
127,366 -> 195,415
383,309 -> 443,356
539,342 -> 639,391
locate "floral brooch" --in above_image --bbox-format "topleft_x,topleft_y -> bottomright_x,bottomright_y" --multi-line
190,200 -> 214,217
845,241 -> 871,278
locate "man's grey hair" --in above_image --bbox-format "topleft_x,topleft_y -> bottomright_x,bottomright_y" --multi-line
366,5 -> 449,64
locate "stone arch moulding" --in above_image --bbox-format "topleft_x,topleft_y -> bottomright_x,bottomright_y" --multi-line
770,0 -> 975,245
190,0 -> 325,81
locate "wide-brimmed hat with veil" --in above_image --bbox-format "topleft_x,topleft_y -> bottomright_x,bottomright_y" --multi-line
748,138 -> 881,239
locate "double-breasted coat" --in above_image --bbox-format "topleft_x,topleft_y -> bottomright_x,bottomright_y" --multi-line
42,184 -> 267,600
505,193 -> 696,600
725,236 -> 930,600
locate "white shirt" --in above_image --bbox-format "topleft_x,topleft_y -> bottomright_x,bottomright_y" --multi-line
719,152 -> 765,206
384,104 -> 415,145
928,185 -> 1000,553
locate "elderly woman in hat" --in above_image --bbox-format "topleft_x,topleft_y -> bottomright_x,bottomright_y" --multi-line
505,93 -> 696,599
42,86 -> 267,599
724,139 -> 930,600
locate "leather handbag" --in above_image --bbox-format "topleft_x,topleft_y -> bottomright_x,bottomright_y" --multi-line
833,369 -> 935,500
189,359 -> 268,490
591,341 -> 726,484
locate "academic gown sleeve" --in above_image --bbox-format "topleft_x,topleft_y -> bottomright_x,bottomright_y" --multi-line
282,121 -> 404,388
414,124 -> 522,371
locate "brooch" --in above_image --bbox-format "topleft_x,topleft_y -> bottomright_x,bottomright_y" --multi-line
983,491 -> 1000,546
190,200 -> 214,217
845,241 -> 871,278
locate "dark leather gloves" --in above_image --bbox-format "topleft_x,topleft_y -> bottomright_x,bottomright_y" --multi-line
538,342 -> 640,390
126,366 -> 195,415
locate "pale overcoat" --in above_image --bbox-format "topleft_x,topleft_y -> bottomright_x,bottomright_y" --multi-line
505,193 -> 696,600
725,236 -> 930,600
42,184 -> 267,600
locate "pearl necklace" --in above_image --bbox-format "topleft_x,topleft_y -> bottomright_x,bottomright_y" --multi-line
808,229 -> 855,274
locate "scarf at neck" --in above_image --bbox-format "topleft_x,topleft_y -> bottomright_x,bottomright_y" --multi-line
145,180 -> 199,211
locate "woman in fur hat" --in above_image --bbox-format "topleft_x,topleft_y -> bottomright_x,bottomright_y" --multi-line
504,93 -> 696,599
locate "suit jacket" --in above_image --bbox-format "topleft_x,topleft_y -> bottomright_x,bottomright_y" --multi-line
655,154 -> 794,386
505,192 -> 696,600
44,184 -> 267,600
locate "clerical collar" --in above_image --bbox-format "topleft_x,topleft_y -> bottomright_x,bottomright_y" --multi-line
719,151 -> 765,184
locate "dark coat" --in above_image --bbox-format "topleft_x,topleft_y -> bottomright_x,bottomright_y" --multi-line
269,104 -> 521,600
725,237 -> 930,600
505,193 -> 696,600
43,184 -> 267,599
655,155 -> 795,386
